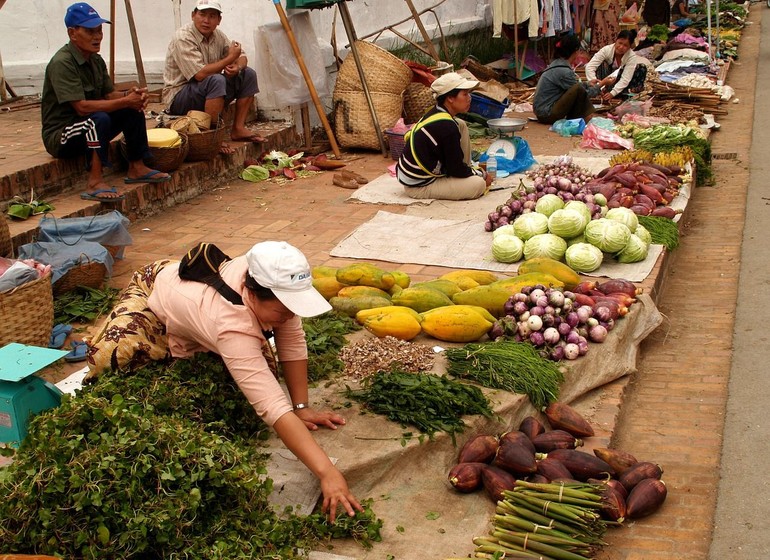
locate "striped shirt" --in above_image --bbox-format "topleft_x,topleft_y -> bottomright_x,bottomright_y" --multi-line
163,22 -> 231,107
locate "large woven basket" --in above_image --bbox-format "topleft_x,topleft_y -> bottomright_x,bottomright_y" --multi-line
186,125 -> 227,162
121,133 -> 189,173
0,271 -> 54,347
335,41 -> 412,95
0,216 -> 12,258
333,89 -> 404,150
53,255 -> 107,296
403,82 -> 435,124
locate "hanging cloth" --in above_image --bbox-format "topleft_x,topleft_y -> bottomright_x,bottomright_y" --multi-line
492,0 -> 540,39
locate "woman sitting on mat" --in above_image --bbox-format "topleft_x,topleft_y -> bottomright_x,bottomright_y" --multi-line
585,30 -> 650,102
396,72 -> 492,201
533,35 -> 611,125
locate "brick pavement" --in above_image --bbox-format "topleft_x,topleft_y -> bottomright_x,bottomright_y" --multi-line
0,12 -> 758,558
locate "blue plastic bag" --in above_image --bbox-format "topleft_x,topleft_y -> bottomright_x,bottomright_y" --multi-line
550,118 -> 586,137
479,137 -> 537,175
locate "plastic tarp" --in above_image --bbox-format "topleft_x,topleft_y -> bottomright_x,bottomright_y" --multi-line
17,241 -> 114,284
37,211 -> 132,258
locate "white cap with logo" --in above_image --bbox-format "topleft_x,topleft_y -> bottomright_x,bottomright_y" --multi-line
246,241 -> 331,317
430,72 -> 480,98
195,0 -> 222,12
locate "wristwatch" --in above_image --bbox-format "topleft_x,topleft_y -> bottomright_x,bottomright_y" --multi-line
293,402 -> 309,411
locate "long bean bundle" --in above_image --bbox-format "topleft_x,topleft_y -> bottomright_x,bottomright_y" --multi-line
445,341 -> 563,409
638,215 -> 680,251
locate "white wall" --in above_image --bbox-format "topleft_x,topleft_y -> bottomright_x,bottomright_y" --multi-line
1,0 -> 489,111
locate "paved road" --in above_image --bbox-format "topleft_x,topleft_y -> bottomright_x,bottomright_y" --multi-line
710,7 -> 770,559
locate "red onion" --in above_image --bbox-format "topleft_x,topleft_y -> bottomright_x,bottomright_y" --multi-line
593,305 -> 613,322
544,305 -> 555,316
545,186 -> 558,195
566,331 -> 581,345
558,322 -> 572,336
521,286 -> 534,295
535,295 -> 549,308
530,331 -> 546,347
484,221 -> 494,232
557,177 -> 572,190
530,306 -> 545,316
509,200 -> 523,212
589,324 -> 608,342
576,306 -> 592,324
565,312 -> 579,328
489,211 -> 500,222
551,345 -> 566,361
500,205 -> 512,218
577,340 -> 589,355
497,216 -> 509,226
512,301 -> 529,315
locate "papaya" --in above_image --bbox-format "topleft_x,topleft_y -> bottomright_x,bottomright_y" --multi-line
311,265 -> 339,279
336,263 -> 395,291
329,296 -> 392,317
451,285 -> 515,318
444,275 -> 480,291
421,304 -> 496,325
337,285 -> 391,300
440,269 -> 500,286
491,272 -> 564,293
391,286 -> 454,313
362,311 -> 422,341
356,305 -> 422,324
517,258 -> 581,290
312,277 -> 347,300
420,305 -> 493,343
412,279 -> 463,298
388,284 -> 403,297
390,270 -> 412,289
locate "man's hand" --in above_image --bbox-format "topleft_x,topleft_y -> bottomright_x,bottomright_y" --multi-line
124,87 -> 148,111
223,63 -> 241,78
227,40 -> 242,63
601,91 -> 614,102
294,406 -> 347,431
600,76 -> 616,88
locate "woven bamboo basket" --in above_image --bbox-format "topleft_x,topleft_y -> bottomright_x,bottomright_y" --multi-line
121,133 -> 189,173
53,255 -> 107,296
403,82 -> 435,124
335,41 -> 412,95
0,271 -> 54,347
333,89 -> 404,150
186,125 -> 227,162
0,216 -> 12,258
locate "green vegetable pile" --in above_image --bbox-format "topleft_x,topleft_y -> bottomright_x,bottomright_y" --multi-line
345,369 -> 492,443
632,125 -> 712,186
637,215 -> 680,251
0,354 -> 382,558
646,24 -> 670,44
54,285 -> 120,324
303,311 -> 360,383
445,340 -> 564,409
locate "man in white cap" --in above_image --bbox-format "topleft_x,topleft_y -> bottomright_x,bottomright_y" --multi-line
163,0 -> 264,154
396,72 -> 492,200
147,240 -> 362,521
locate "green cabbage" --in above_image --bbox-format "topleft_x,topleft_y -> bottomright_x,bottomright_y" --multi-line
616,234 -> 649,263
535,194 -> 564,217
492,224 -> 517,239
605,207 -> 639,233
548,209 -> 586,239
565,243 -> 604,272
634,224 -> 652,246
594,193 -> 607,207
523,233 -> 568,261
513,212 -> 549,241
564,201 -> 591,226
584,218 -> 631,253
492,234 -> 524,263
567,234 -> 586,246
240,165 -> 270,182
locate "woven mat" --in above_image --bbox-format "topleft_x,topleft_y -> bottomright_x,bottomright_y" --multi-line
330,210 -> 663,282
346,171 -> 434,206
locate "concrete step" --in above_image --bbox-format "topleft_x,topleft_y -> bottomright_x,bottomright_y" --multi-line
5,120 -> 300,254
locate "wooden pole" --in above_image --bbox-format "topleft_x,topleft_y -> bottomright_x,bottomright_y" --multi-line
123,0 -> 146,88
172,0 -> 182,30
109,0 -> 116,80
337,1 -> 389,157
271,0 -> 341,158
403,0 -> 440,62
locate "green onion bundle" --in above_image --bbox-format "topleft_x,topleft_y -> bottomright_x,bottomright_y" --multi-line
638,215 -> 680,251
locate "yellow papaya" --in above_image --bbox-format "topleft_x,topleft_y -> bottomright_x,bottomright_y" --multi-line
412,279 -> 463,297
440,269 -> 500,286
388,284 -> 403,297
390,270 -> 412,289
336,263 -> 395,291
329,296 -> 392,317
311,265 -> 339,279
337,285 -> 392,300
391,286 -> 454,313
492,272 -> 564,293
312,277 -> 347,300
419,306 -> 493,343
445,275 -> 480,291
356,305 -> 422,324
363,311 -> 422,341
517,258 -> 581,290
451,285 -> 514,318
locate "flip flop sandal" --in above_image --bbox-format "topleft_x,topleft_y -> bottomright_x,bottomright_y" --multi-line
63,340 -> 89,363
49,324 -> 73,349
81,187 -> 125,201
124,170 -> 172,184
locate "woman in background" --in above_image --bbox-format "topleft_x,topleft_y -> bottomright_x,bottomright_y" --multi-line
585,30 -> 650,101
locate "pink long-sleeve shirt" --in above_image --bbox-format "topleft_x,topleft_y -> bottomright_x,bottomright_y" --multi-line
148,255 -> 307,426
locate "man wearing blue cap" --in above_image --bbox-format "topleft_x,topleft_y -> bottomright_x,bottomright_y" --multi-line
41,2 -> 171,201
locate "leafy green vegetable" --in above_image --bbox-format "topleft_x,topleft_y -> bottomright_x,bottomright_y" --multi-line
523,233 -> 568,261
632,125 -> 712,186
492,233 -> 524,263
240,164 -> 270,182
615,233 -> 649,263
647,24 -> 670,43
303,311 -> 360,382
54,285 -> 120,324
638,215 -> 680,250
565,242 -> 604,273
345,368 -> 492,443
584,218 -> 632,253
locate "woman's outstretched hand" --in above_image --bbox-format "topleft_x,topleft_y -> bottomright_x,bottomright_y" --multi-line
295,406 -> 347,431
320,467 -> 364,523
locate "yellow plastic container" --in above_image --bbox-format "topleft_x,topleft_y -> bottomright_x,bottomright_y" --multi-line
147,128 -> 180,148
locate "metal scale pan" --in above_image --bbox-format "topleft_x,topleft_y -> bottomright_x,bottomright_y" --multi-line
485,118 -> 527,174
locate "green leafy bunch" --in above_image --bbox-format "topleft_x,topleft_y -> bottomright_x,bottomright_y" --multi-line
302,311 -> 360,383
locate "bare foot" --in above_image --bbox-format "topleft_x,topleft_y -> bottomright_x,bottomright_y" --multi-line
231,127 -> 267,143
220,142 -> 236,155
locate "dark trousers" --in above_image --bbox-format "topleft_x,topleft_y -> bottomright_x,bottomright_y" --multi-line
57,108 -> 150,168
168,67 -> 259,116
539,84 -> 595,124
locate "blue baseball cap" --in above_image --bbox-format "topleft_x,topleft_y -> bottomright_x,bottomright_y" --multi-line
65,3 -> 111,28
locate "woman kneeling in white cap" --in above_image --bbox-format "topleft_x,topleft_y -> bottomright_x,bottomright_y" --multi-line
396,72 -> 492,200
147,241 -> 362,521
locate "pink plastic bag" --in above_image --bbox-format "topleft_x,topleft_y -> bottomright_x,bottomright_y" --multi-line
579,123 -> 634,150
613,98 -> 652,119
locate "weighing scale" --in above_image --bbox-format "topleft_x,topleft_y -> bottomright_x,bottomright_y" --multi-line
0,343 -> 67,446
486,117 -> 528,177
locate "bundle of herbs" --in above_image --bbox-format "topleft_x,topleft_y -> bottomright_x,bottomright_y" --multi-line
53,285 -> 120,324
345,368 -> 492,443
637,215 -> 680,251
303,311 -> 360,382
0,355 -> 382,558
445,340 -> 564,409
